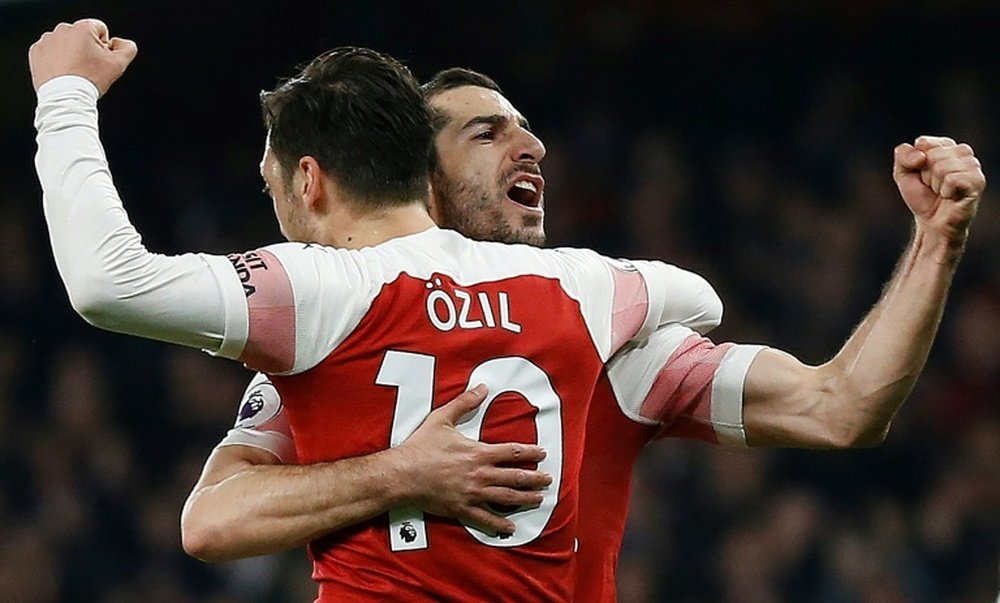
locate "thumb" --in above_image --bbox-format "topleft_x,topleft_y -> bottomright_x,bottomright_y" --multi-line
434,384 -> 489,425
893,143 -> 925,177
77,18 -> 109,43
109,37 -> 138,64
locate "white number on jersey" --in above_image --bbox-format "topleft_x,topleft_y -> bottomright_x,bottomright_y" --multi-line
376,350 -> 563,551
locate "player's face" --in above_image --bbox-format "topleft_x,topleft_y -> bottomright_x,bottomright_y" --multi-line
260,135 -> 313,242
428,86 -> 546,246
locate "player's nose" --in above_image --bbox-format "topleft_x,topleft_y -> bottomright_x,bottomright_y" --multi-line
510,127 -> 546,165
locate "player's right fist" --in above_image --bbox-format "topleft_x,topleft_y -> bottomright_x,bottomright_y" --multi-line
29,18 -> 137,96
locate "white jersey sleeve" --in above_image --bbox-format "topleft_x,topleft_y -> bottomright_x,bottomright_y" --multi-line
546,248 -> 722,361
216,373 -> 296,463
606,323 -> 767,446
34,76 -> 235,354
630,259 -> 723,336
34,76 -> 366,374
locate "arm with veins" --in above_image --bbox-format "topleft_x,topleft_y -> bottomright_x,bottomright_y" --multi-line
742,137 -> 985,448
606,138 -> 985,450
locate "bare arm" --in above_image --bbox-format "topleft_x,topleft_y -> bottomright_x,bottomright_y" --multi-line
743,136 -> 985,448
181,386 -> 551,561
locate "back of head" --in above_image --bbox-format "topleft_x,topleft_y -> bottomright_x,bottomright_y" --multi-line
261,47 -> 433,209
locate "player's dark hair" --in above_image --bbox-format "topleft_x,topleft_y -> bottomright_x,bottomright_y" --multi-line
421,68 -> 502,172
261,47 -> 433,209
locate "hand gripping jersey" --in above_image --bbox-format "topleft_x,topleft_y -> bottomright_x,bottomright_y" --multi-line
35,75 -> 761,602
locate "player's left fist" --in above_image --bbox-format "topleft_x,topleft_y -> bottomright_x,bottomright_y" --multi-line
29,18 -> 138,96
893,136 -> 986,246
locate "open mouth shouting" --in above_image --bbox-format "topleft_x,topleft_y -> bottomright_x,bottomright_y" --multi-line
505,173 -> 545,211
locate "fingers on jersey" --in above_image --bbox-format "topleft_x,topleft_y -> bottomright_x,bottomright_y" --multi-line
481,441 -> 547,465
480,465 -> 551,491
432,384 -> 489,424
463,481 -> 547,536
458,506 -> 517,536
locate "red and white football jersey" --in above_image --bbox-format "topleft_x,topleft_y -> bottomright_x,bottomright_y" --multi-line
35,75 -> 762,603
210,228 -> 723,602
217,232 -> 764,602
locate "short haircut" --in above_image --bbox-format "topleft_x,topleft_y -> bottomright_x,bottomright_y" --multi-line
421,67 -> 502,171
261,47 -> 433,208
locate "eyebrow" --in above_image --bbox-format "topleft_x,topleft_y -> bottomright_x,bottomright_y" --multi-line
460,114 -> 532,133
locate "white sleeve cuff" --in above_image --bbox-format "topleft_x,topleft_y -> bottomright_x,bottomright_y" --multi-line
711,344 -> 768,447
36,74 -> 100,101
201,253 -> 249,360
216,428 -> 296,464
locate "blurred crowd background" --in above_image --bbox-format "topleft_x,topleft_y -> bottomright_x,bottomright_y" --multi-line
0,1 -> 997,602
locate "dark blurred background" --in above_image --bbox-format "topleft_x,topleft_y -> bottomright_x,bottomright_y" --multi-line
1,1 -> 998,601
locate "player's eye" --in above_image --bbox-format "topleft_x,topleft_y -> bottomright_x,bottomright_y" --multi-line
261,184 -> 271,196
474,129 -> 495,141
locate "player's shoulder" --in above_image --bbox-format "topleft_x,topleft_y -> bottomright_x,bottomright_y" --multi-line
459,235 -> 613,277
364,228 -> 585,281
226,241 -> 351,277
256,240 -> 353,262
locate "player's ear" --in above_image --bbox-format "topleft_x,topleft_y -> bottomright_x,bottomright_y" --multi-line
297,155 -> 326,212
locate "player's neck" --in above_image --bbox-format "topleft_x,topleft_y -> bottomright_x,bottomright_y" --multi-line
322,202 -> 437,250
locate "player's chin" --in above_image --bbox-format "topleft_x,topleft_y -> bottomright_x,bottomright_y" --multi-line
512,223 -> 546,247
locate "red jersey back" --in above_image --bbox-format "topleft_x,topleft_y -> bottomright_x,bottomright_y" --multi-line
275,271 -> 600,601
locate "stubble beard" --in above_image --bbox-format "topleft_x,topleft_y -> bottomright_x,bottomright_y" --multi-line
431,172 -> 545,247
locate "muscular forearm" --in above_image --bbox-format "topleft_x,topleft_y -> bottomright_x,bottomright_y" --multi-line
182,446 -> 414,561
745,227 -> 959,447
821,227 -> 957,442
746,136 -> 984,448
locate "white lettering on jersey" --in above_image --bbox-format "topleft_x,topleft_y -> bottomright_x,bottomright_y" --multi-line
454,290 -> 483,329
376,350 -> 561,551
497,292 -> 522,334
424,279 -> 521,334
427,289 -> 457,331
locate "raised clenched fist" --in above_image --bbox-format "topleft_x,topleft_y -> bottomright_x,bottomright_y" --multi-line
28,18 -> 137,96
893,135 -> 986,247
